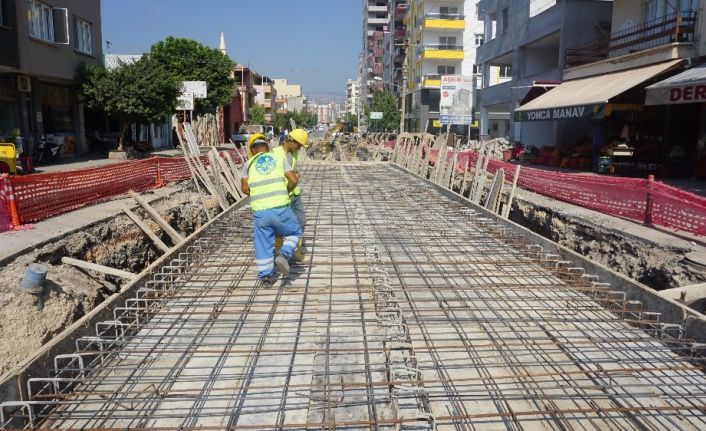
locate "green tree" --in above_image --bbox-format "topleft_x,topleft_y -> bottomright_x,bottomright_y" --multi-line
76,58 -> 179,150
149,37 -> 235,111
249,104 -> 266,125
367,91 -> 400,132
344,112 -> 357,124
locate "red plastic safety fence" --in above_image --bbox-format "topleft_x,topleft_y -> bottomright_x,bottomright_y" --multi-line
6,151 -> 244,226
0,174 -> 11,232
427,148 -> 706,236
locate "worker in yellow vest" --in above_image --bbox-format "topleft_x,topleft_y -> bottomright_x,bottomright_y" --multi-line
273,128 -> 309,261
240,134 -> 301,286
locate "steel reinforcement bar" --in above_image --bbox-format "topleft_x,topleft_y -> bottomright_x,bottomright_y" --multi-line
1,162 -> 705,430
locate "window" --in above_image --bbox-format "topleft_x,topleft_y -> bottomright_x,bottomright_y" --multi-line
474,33 -> 484,46
74,17 -> 92,54
28,0 -> 54,41
439,36 -> 457,49
472,64 -> 479,74
499,65 -> 512,78
501,7 -> 509,34
437,65 -> 456,75
439,6 -> 458,18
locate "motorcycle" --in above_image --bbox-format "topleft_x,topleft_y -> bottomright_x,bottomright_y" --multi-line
34,135 -> 63,165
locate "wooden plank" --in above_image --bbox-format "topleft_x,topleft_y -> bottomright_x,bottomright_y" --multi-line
128,190 -> 185,244
122,206 -> 170,252
61,257 -> 136,280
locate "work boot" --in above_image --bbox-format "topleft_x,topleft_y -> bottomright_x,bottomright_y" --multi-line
259,274 -> 276,288
293,248 -> 307,263
274,237 -> 284,255
275,255 -> 290,276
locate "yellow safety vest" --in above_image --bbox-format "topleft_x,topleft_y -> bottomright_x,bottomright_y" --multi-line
273,146 -> 301,197
247,152 -> 291,211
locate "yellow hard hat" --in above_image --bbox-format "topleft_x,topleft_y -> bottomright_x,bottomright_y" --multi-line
247,133 -> 269,157
288,129 -> 309,147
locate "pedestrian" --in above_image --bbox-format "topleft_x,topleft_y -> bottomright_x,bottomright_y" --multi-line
172,127 -> 180,148
279,129 -> 286,145
240,133 -> 302,287
273,128 -> 309,262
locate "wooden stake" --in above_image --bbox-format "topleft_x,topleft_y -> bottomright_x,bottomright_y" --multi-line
503,165 -> 521,219
128,190 -> 185,244
122,205 -> 170,252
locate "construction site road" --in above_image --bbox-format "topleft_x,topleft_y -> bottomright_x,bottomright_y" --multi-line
2,162 -> 706,430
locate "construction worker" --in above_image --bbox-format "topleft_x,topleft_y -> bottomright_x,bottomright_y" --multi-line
273,128 -> 309,261
241,133 -> 301,286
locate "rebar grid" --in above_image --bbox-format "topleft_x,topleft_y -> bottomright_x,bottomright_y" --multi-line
2,163 -> 706,431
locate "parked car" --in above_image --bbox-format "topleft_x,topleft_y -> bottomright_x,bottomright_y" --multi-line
232,125 -> 274,146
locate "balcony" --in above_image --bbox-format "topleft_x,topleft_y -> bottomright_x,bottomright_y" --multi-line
422,12 -> 465,30
368,17 -> 389,25
394,54 -> 405,65
420,44 -> 464,60
394,29 -> 406,42
422,74 -> 441,88
564,10 -> 696,69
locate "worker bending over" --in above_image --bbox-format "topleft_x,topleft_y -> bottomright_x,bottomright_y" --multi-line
241,133 -> 301,286
273,128 -> 309,261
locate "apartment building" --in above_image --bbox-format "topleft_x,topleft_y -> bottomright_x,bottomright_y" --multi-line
476,0 -> 612,142
0,0 -> 102,155
515,0 -> 706,177
273,78 -> 304,112
383,0 -> 408,100
361,0 -> 391,104
231,64 -> 258,132
403,0 -> 466,132
254,77 -> 277,123
346,79 -> 361,116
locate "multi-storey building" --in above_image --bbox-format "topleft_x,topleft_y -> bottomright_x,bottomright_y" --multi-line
254,77 -> 277,123
383,0 -> 408,100
476,0 -> 612,142
362,0 -> 391,105
273,78 -> 304,113
403,0 -> 466,132
514,0 -> 706,177
346,79 -> 360,116
231,64 -> 258,132
0,0 -> 102,155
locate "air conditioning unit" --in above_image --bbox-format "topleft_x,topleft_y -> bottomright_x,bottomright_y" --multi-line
17,75 -> 31,93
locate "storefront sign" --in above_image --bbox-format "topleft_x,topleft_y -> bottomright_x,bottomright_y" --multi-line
515,104 -> 604,121
181,81 -> 207,99
370,112 -> 383,120
646,84 -> 706,105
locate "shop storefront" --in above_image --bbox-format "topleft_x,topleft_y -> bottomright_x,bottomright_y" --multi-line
0,75 -> 20,141
39,83 -> 79,156
646,63 -> 706,177
514,59 -> 695,176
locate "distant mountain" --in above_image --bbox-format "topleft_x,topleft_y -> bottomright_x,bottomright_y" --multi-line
306,92 -> 345,104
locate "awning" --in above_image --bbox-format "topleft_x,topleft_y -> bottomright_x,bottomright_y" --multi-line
645,63 -> 706,105
515,59 -> 684,121
519,81 -> 561,106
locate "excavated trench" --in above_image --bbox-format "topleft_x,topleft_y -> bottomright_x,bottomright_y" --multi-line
507,194 -> 706,291
0,183 -> 220,375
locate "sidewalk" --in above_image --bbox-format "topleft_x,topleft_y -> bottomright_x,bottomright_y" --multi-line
28,145 -> 238,174
30,149 -> 184,174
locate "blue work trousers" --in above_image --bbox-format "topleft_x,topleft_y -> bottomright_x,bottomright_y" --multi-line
290,194 -> 306,229
252,206 -> 302,278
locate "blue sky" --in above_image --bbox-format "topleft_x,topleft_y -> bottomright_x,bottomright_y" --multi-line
101,0 -> 362,95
